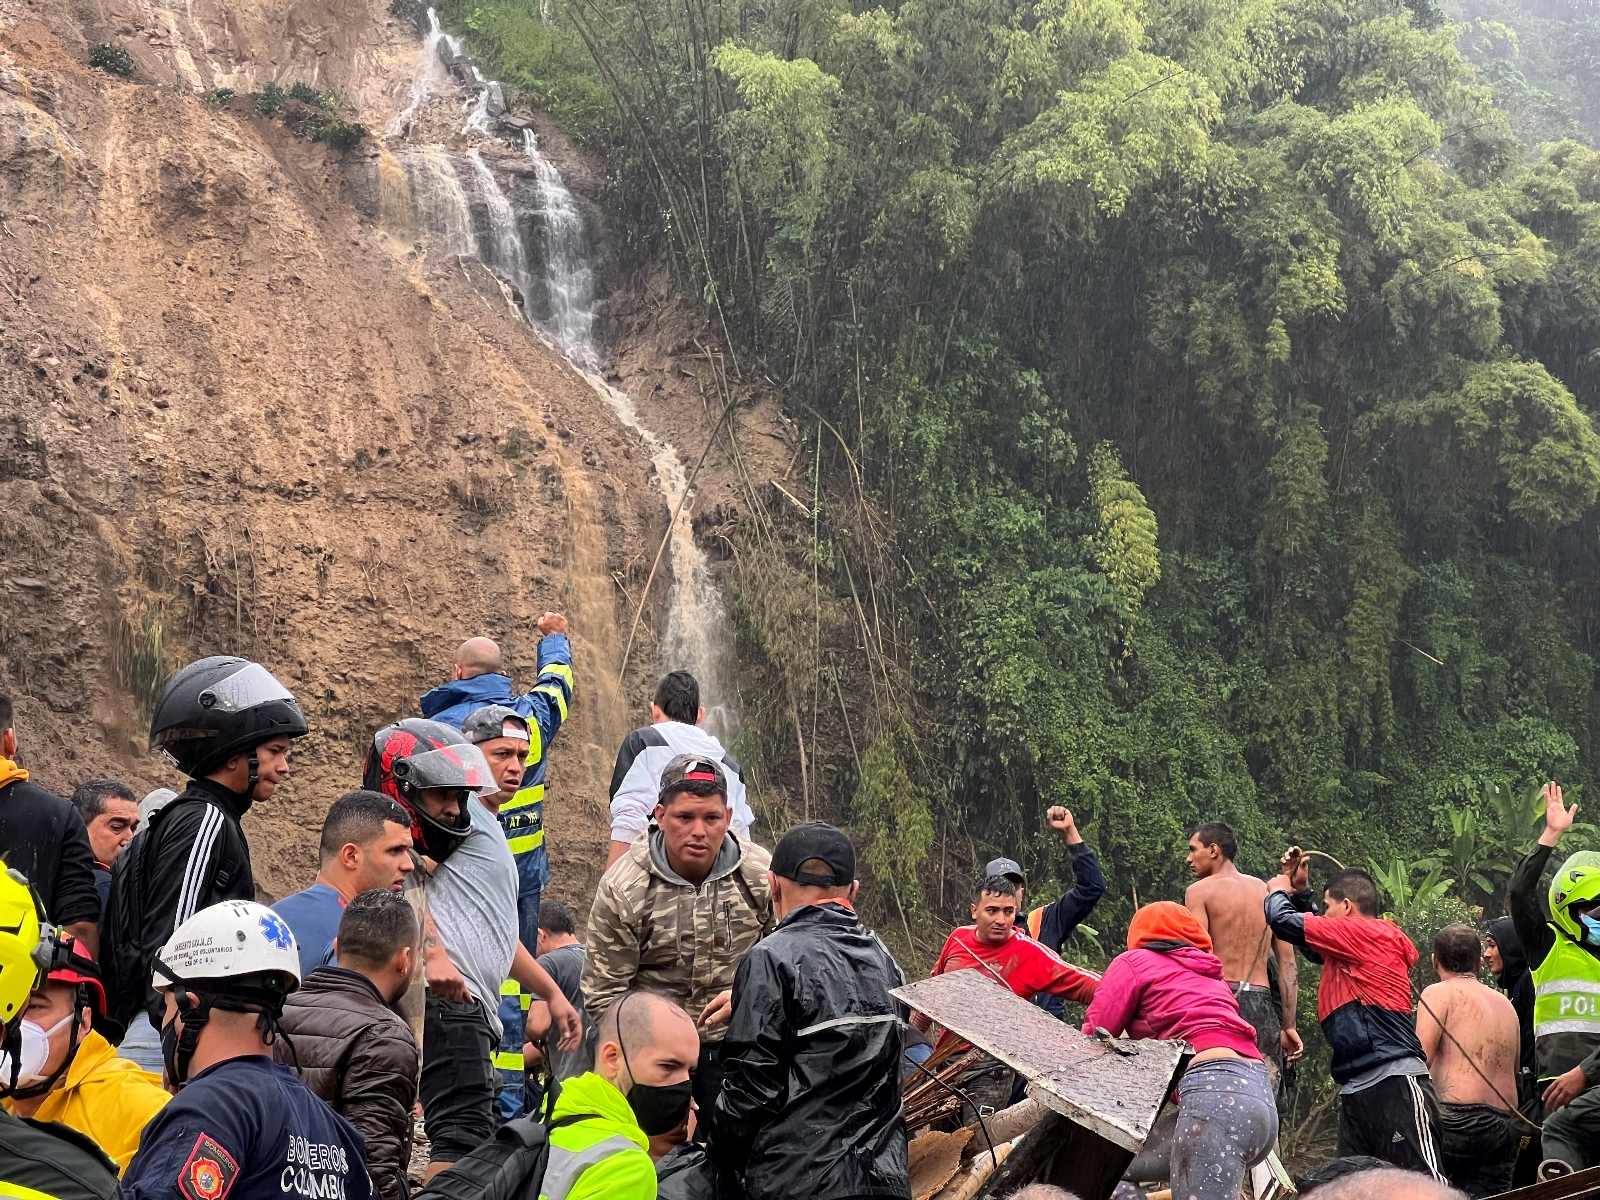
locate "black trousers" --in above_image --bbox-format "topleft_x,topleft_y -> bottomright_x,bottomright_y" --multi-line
1438,1101 -> 1521,1198
1337,1072 -> 1447,1181
421,994 -> 499,1163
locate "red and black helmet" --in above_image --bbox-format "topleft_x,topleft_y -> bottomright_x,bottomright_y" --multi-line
45,936 -> 106,1020
362,719 -> 494,863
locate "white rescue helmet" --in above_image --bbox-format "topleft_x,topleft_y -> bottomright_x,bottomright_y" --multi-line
152,900 -> 302,995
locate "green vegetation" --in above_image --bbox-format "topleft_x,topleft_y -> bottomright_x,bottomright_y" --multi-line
249,80 -> 366,149
449,0 -> 1600,1138
311,118 -> 368,151
433,1 -> 609,136
88,43 -> 133,78
203,87 -> 235,105
1449,0 -> 1600,147
255,82 -> 286,115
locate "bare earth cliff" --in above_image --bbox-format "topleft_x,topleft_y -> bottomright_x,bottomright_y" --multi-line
0,0 -> 715,908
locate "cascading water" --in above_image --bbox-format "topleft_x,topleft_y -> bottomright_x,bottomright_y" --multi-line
384,10 -> 739,737
522,129 -> 596,371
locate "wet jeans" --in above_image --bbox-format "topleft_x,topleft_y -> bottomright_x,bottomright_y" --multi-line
1119,1058 -> 1278,1200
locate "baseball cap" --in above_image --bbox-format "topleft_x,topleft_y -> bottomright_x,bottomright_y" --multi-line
771,822 -> 856,887
658,753 -> 727,802
461,705 -> 531,746
985,857 -> 1025,884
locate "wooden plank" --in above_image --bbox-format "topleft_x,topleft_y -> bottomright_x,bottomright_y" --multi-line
892,970 -> 1186,1152
1490,1166 -> 1600,1200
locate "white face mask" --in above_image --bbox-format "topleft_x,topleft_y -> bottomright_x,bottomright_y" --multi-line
0,1014 -> 73,1085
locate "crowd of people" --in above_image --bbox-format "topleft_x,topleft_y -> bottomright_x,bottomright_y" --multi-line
0,624 -> 1595,1200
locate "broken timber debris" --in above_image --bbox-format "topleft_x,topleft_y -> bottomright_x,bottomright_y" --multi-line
892,971 -> 1185,1151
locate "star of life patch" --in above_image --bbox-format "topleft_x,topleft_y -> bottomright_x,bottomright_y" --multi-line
179,1133 -> 240,1200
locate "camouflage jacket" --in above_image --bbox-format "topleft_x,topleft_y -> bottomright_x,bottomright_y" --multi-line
581,828 -> 773,1042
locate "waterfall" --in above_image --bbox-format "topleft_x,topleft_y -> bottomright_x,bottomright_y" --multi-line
522,130 -> 595,370
397,145 -> 474,256
385,18 -> 740,739
466,150 -> 535,308
388,9 -> 453,136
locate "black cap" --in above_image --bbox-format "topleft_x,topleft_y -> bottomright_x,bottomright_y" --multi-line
658,753 -> 727,802
771,822 -> 856,888
460,705 -> 530,746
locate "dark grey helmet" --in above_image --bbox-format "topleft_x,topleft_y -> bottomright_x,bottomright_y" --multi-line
148,657 -> 308,780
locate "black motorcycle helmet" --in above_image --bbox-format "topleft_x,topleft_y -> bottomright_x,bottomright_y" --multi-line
363,719 -> 494,863
149,658 -> 308,792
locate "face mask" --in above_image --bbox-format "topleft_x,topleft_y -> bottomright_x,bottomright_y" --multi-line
1580,914 -> 1600,946
626,1078 -> 693,1136
614,993 -> 694,1136
0,1014 -> 72,1086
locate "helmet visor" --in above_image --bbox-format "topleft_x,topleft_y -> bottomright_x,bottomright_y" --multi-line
200,663 -> 296,714
402,742 -> 498,796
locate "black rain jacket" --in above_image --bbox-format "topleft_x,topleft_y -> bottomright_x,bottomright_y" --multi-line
710,901 -> 911,1200
104,778 -> 257,1029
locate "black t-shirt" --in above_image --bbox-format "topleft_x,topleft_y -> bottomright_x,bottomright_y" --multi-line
0,778 -> 103,927
0,1109 -> 121,1200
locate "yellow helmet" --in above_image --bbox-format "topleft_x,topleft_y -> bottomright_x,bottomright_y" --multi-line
0,864 -> 46,1026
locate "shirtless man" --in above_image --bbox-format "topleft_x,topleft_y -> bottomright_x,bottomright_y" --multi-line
1417,924 -> 1524,1198
1185,821 -> 1302,1090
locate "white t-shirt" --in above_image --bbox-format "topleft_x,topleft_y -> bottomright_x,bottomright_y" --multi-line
426,796 -> 519,1037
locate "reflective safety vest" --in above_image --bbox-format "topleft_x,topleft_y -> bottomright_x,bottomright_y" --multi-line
496,978 -> 535,1072
1532,931 -> 1600,1080
537,1074 -> 654,1200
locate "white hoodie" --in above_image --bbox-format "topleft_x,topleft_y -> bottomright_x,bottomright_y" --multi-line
607,720 -> 754,843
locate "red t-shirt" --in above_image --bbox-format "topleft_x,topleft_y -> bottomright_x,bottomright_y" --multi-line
1301,913 -> 1418,1020
932,926 -> 1101,1004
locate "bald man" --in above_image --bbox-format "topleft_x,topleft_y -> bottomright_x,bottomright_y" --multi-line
1304,1168 -> 1466,1199
546,991 -> 699,1200
420,615 -> 576,1120
420,615 -> 573,955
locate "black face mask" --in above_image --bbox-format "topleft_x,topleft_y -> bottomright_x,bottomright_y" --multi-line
615,994 -> 694,1136
626,1077 -> 693,1136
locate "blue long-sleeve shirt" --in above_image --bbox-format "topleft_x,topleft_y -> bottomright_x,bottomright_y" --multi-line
1020,841 -> 1107,1019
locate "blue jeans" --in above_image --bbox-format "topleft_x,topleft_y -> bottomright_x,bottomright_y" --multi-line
495,879 -> 543,1120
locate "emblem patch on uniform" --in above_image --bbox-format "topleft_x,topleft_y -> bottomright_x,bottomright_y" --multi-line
179,1133 -> 239,1200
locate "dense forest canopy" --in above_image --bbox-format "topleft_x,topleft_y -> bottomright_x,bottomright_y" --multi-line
444,0 -> 1600,986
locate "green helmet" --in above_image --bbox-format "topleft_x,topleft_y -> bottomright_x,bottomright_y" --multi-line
1548,851 -> 1600,940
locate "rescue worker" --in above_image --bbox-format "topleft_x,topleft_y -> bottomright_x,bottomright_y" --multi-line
1,935 -> 169,1173
104,657 -> 308,1072
1185,821 -> 1302,1088
275,889 -> 420,1200
364,719 -> 581,1181
1507,781 -> 1600,1177
461,705 -> 543,1118
122,900 -> 374,1200
0,692 -> 102,956
543,991 -> 699,1200
606,671 -> 754,866
583,754 -> 773,1121
0,868 -> 122,1200
711,822 -> 913,1200
419,619 -> 574,952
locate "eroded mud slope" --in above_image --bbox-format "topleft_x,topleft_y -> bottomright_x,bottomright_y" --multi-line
0,0 -> 667,906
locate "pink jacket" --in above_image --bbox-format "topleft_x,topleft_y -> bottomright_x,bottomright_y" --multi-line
1083,943 -> 1263,1058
